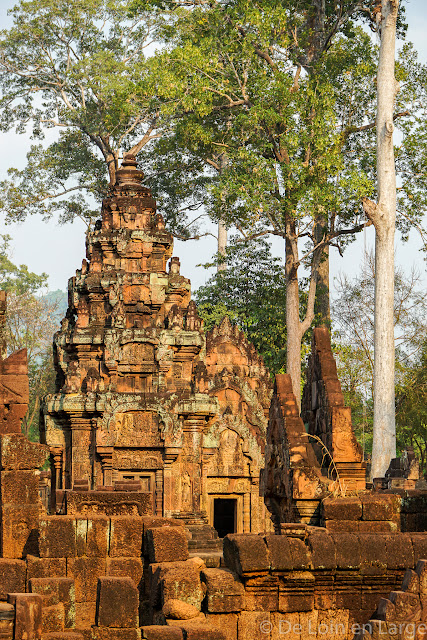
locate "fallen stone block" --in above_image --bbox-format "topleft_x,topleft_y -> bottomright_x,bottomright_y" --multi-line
163,599 -> 200,620
223,535 -> 269,576
203,569 -> 245,613
384,534 -> 414,569
145,527 -> 189,563
0,434 -> 48,470
360,494 -> 400,521
330,533 -> 361,570
1,470 -> 39,506
96,577 -> 139,628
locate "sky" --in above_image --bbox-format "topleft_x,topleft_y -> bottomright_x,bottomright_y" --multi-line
0,0 -> 426,296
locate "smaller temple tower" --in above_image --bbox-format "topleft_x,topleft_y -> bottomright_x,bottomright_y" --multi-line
42,156 -> 272,535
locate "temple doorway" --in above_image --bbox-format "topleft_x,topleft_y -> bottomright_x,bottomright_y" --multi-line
213,498 -> 237,538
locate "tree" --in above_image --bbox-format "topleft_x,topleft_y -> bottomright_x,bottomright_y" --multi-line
362,0 -> 400,477
0,235 -> 62,441
143,0 -> 395,404
195,238 -> 289,375
0,0 -> 178,227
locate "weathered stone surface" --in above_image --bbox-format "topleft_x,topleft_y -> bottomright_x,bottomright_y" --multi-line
39,517 -> 77,558
66,492 -> 151,517
107,557 -> 143,589
96,577 -> 139,628
205,614 -> 238,640
330,533 -> 361,570
0,559 -> 26,599
145,527 -> 189,563
67,557 -> 107,603
92,629 -> 141,640
163,599 -> 200,620
265,535 -> 311,571
0,434 -> 48,470
27,556 -> 67,580
109,517 -> 144,557
322,496 -> 362,521
1,505 -> 40,558
307,530 -> 336,570
41,604 -> 65,634
43,635 -> 84,640
203,569 -> 245,613
360,494 -> 400,522
149,561 -> 204,610
86,516 -> 110,557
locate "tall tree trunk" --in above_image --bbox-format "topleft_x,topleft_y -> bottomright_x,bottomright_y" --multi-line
314,214 -> 330,325
363,0 -> 399,478
217,153 -> 229,271
217,219 -> 227,272
285,233 -> 303,407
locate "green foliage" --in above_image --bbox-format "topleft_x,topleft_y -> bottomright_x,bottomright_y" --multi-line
195,238 -> 288,375
0,235 -> 48,293
396,341 -> 427,471
0,236 -> 61,441
0,0 -> 175,226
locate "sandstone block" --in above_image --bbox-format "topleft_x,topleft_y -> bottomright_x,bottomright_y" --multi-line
361,494 -> 400,521
330,534 -> 361,569
1,505 -> 40,558
183,626 -> 226,640
145,527 -> 189,563
265,535 -> 311,572
91,629 -> 141,640
29,578 -> 74,628
205,614 -> 238,640
202,569 -> 245,613
307,531 -> 336,570
109,517 -> 143,557
27,556 -> 66,580
358,520 -> 398,533
86,516 -> 109,557
0,559 -> 26,599
325,520 -> 359,533
384,534 -> 414,569
141,626 -> 182,640
278,572 -> 314,613
39,517 -> 77,558
223,535 -> 269,576
360,535 -> 387,575
1,470 -> 39,505
322,496 -> 362,521
237,611 -> 271,640
160,564 -> 204,609
41,604 -> 65,634
74,602 -> 96,628
96,577 -> 139,628
43,635 -> 84,640
411,535 -> 427,564
67,557 -> 106,603
8,593 -> 42,640
402,568 -> 419,594
389,590 -> 421,622
107,557 -> 143,589
163,599 -> 200,620
244,575 -> 279,612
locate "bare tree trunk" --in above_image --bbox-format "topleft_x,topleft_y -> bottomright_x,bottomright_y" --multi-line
314,215 -> 330,324
217,153 -> 229,271
217,219 -> 228,272
363,0 -> 399,478
285,233 -> 303,407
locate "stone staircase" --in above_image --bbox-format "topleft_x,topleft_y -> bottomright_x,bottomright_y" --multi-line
186,524 -> 223,568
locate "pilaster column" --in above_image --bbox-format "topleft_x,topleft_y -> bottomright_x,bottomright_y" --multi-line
243,492 -> 251,533
155,469 -> 163,516
163,447 -> 180,517
49,446 -> 64,490
96,446 -> 114,487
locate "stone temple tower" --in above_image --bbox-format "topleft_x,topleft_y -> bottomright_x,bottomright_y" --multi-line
42,156 -> 273,535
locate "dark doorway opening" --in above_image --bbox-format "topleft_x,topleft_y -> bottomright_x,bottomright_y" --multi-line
213,498 -> 236,538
